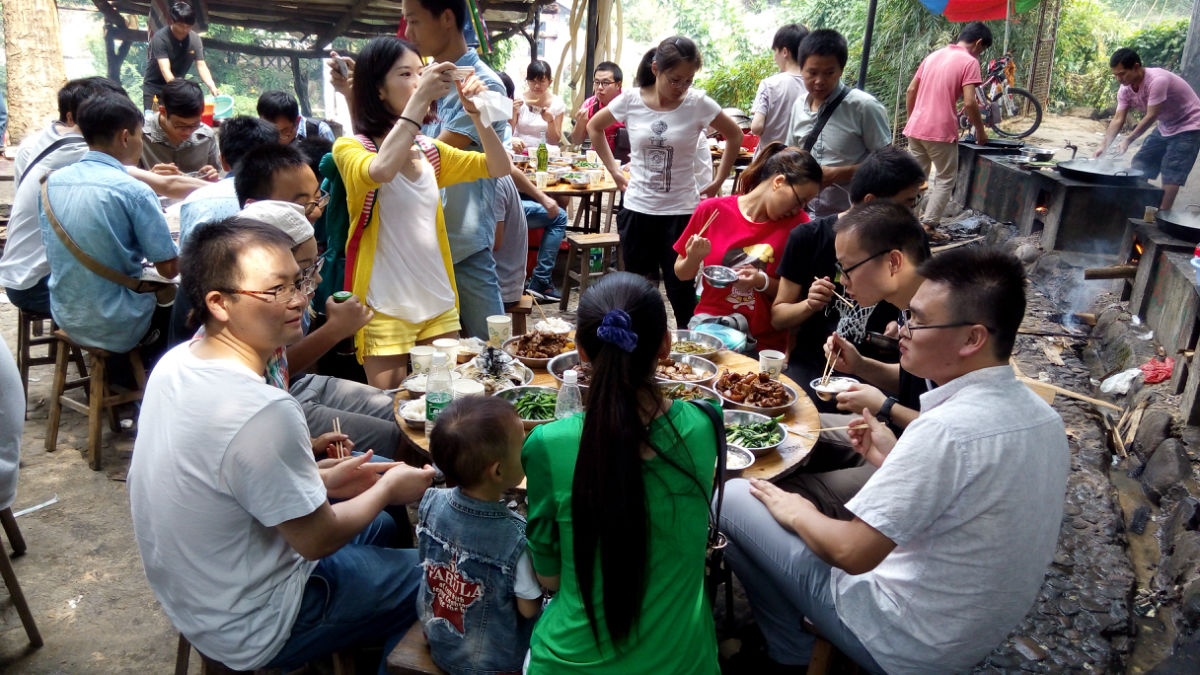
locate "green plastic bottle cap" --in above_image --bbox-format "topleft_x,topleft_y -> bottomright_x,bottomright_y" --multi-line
332,291 -> 354,303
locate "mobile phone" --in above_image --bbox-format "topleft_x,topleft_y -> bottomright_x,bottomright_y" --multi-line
335,57 -> 350,78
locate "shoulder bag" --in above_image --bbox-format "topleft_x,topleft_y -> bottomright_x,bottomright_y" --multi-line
802,84 -> 852,153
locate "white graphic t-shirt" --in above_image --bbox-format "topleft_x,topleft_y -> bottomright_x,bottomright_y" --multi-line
606,88 -> 722,215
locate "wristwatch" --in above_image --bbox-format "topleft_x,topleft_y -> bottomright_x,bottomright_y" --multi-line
876,396 -> 899,424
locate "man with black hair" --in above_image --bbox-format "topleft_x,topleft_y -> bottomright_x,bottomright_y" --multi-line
786,29 -> 891,218
773,146 -> 923,405
38,92 -> 178,359
142,1 -> 218,112
403,0 -> 512,339
257,90 -> 336,145
904,21 -> 991,239
179,115 -> 280,246
750,23 -> 809,158
723,246 -> 1068,674
2,77 -> 127,314
141,78 -> 221,177
569,61 -> 627,160
1096,47 -> 1200,210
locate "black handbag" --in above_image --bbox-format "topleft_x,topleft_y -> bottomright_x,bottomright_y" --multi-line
690,400 -> 729,603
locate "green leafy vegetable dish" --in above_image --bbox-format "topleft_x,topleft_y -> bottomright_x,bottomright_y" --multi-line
725,416 -> 784,448
515,390 -> 557,420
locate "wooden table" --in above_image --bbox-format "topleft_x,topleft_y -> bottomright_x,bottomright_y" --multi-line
393,350 -> 820,483
542,179 -> 618,233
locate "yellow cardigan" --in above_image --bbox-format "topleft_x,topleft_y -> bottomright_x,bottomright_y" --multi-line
332,135 -> 490,357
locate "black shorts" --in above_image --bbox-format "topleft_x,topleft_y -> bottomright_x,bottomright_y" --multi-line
1132,128 -> 1200,186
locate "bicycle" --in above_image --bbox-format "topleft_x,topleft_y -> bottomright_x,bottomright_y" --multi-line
958,53 -> 1042,140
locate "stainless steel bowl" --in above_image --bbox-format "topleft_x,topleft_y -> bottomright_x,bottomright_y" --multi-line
723,409 -> 788,456
654,355 -> 718,389
718,378 -> 799,417
492,385 -> 560,430
702,265 -> 738,288
501,335 -> 560,370
724,445 -> 756,476
669,329 -> 723,359
1019,146 -> 1056,162
548,351 -> 591,402
657,381 -> 721,405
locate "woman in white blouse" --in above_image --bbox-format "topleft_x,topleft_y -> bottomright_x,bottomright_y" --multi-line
511,60 -> 566,152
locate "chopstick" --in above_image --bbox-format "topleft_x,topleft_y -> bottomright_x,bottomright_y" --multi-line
812,276 -> 854,307
791,423 -> 869,438
820,348 -> 840,385
697,210 -> 719,237
332,417 -> 345,458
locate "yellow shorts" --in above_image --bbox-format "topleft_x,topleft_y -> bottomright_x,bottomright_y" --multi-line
358,306 -> 460,359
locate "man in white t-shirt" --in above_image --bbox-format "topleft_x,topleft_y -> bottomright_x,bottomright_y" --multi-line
129,219 -> 435,671
722,247 -> 1068,673
750,23 -> 808,158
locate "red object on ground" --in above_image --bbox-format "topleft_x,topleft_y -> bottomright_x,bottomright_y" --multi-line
1139,357 -> 1174,384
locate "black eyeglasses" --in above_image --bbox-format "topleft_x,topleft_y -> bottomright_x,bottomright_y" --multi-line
835,250 -> 889,282
788,182 -> 807,209
300,257 -> 324,284
221,277 -> 314,304
304,189 -> 330,217
898,309 -> 995,339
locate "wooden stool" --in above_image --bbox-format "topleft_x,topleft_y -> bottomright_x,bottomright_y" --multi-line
176,633 -> 356,674
558,232 -> 623,311
802,619 -> 859,675
385,621 -> 446,675
44,330 -> 147,471
0,507 -> 43,648
506,295 -> 534,334
15,310 -> 86,417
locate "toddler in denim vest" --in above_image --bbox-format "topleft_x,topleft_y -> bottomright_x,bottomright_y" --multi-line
418,397 -> 542,675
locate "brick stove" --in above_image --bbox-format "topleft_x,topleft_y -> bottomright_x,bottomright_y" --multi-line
951,141 -> 1021,207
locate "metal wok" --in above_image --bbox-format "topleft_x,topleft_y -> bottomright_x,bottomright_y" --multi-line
1055,159 -> 1145,185
1155,205 -> 1200,243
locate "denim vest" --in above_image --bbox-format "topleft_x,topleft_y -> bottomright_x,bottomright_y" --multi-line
417,488 -> 533,675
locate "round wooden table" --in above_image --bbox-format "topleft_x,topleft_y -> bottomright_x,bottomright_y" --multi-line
541,178 -> 618,233
394,350 -> 819,483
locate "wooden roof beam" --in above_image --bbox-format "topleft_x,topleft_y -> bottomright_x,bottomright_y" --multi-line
91,0 -> 128,26
313,0 -> 376,48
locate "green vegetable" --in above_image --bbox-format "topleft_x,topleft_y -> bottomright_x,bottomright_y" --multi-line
725,416 -> 784,448
515,390 -> 557,420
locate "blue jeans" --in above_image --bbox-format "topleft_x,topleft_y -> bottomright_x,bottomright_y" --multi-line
521,200 -> 567,287
720,480 -> 883,672
453,248 -> 505,339
264,512 -> 422,675
5,277 -> 50,315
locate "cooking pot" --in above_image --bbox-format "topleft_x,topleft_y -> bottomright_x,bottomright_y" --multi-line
1020,146 -> 1056,162
1055,159 -> 1145,185
1156,205 -> 1200,243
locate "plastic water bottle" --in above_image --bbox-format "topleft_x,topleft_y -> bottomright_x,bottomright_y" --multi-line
555,370 -> 583,419
425,353 -> 453,440
536,132 -> 549,172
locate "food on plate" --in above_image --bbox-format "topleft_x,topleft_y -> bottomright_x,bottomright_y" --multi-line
533,317 -> 572,334
811,376 -> 857,401
514,390 -> 557,420
661,383 -> 714,401
655,358 -> 709,382
400,396 -> 426,420
726,449 -> 754,470
402,371 -> 461,393
511,331 -> 574,359
456,347 -> 529,394
716,370 -> 791,407
725,416 -> 784,449
671,340 -> 710,355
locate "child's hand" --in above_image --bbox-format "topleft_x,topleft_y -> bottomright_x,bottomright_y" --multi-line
684,234 -> 711,261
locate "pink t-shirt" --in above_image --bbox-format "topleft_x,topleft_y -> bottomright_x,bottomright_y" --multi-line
1117,67 -> 1200,137
903,44 -> 983,143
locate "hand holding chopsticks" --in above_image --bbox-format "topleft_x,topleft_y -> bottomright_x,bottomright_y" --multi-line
332,417 -> 347,459
698,209 -> 719,237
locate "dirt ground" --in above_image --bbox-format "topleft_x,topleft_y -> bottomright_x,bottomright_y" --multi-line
0,112 -> 1197,673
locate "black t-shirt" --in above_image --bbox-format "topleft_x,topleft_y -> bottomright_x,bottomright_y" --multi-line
144,27 -> 204,92
897,364 -> 932,410
777,214 -> 899,411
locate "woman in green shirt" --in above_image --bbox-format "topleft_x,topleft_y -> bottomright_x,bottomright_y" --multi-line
522,272 -> 720,673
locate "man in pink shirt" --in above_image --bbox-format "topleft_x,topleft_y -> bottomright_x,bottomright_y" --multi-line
569,62 -> 628,161
1097,48 -> 1200,210
903,22 -> 991,241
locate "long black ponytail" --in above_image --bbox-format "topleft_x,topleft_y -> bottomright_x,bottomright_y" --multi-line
634,35 -> 703,87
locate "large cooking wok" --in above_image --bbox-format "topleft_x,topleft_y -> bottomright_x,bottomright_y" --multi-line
1156,205 -> 1200,243
1056,159 -> 1145,185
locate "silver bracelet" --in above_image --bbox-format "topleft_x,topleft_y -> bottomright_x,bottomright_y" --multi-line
756,273 -> 770,292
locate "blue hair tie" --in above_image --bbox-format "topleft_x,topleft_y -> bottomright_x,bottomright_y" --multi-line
596,309 -> 638,353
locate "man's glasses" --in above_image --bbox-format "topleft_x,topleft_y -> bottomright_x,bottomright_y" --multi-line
304,189 -> 331,217
222,277 -> 314,305
834,250 -> 889,282
897,309 -> 994,339
300,257 -> 324,285
593,79 -> 617,88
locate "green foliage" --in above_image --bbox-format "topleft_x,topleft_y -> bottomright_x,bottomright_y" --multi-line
480,37 -> 516,71
1050,0 -> 1128,111
1127,18 -> 1188,71
695,55 -> 775,110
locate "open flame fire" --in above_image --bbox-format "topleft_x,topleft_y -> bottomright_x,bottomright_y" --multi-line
1035,206 -> 1049,215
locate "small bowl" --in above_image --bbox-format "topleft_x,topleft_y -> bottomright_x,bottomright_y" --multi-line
512,153 -> 530,168
702,265 -> 738,288
719,379 -> 799,418
1019,146 -> 1056,162
658,381 -> 721,406
568,174 -> 591,188
654,355 -> 718,389
493,385 -> 560,430
501,335 -> 563,370
810,376 -> 860,402
669,330 -> 723,359
401,371 -> 461,395
724,445 -> 756,476
723,409 -> 788,456
395,396 -> 426,430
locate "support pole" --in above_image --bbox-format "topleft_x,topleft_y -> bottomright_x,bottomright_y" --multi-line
857,0 -> 878,90
292,56 -> 312,117
584,0 -> 599,99
531,6 -> 541,60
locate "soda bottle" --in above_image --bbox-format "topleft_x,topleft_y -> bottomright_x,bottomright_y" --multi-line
589,248 -> 603,273
425,353 -> 453,440
555,369 -> 583,419
536,132 -> 549,172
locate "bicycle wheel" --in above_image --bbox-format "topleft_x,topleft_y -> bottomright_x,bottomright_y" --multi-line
989,87 -> 1042,139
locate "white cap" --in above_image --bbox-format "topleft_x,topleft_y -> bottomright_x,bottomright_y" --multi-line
238,200 -> 314,246
564,369 -> 578,385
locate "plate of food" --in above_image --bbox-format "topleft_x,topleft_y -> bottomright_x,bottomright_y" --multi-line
723,409 -> 788,456
494,385 -> 560,430
395,396 -> 426,429
503,331 -> 575,368
401,370 -> 462,395
454,346 -> 534,395
669,330 -> 723,359
725,445 -> 756,475
658,381 -> 721,405
548,351 -> 593,400
810,376 -> 859,402
654,355 -> 718,388
716,370 -> 798,417
533,316 -> 573,335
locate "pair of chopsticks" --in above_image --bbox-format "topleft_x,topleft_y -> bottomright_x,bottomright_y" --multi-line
698,210 -> 719,237
820,347 -> 841,386
332,417 -> 348,459
791,423 -> 869,438
813,276 -> 854,307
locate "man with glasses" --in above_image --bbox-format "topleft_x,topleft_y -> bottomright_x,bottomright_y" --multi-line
569,62 -> 628,162
722,246 -> 1068,673
130,218 -> 435,672
140,79 -> 221,178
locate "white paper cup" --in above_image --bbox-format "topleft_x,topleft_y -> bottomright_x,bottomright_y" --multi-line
432,338 -> 460,365
759,350 -> 787,380
409,346 -> 437,375
453,380 -> 486,398
535,171 -> 549,189
586,169 -> 604,186
586,149 -> 600,165
486,314 -> 512,346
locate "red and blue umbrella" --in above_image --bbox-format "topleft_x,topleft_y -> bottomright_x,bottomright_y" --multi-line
918,0 -> 1040,22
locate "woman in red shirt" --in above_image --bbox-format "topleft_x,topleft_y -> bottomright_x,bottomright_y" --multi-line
673,143 -> 821,353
